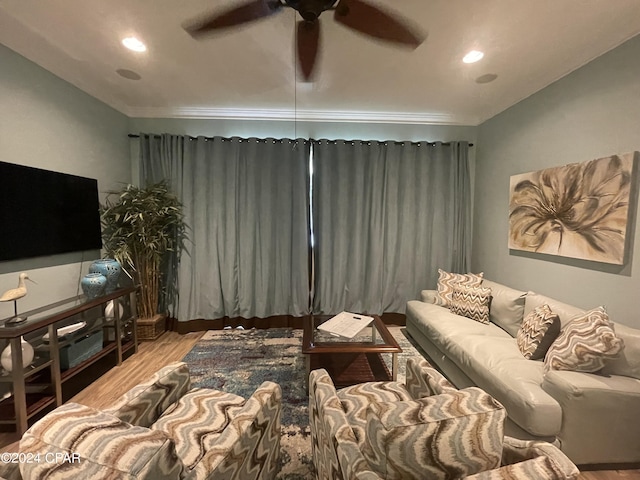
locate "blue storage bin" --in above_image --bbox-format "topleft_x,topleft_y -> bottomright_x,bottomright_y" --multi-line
60,331 -> 104,369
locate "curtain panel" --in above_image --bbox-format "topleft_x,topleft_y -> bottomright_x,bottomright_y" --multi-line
139,134 -> 311,321
311,140 -> 471,315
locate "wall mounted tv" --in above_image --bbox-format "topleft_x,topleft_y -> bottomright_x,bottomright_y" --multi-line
0,162 -> 102,262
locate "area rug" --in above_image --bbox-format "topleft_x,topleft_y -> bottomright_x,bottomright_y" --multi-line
181,325 -> 423,479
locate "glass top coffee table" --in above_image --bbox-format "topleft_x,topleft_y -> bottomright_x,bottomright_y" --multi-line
302,314 -> 402,389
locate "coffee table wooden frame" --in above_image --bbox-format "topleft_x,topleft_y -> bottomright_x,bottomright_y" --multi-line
302,315 -> 402,389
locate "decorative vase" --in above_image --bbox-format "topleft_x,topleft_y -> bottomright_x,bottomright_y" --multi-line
81,273 -> 107,299
89,259 -> 122,294
105,299 -> 121,320
1,337 -> 35,373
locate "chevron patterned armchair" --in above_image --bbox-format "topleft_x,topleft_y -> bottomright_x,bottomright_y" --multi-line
13,362 -> 282,480
309,357 -> 579,480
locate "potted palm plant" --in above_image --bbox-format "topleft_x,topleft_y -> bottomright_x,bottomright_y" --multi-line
100,181 -> 187,340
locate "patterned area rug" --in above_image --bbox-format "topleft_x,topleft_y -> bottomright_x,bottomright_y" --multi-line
181,325 -> 423,479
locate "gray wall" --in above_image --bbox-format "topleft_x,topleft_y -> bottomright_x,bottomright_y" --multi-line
472,35 -> 640,328
0,44 -> 131,313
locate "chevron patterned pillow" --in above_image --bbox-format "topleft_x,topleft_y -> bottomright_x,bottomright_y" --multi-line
517,304 -> 561,360
449,284 -> 492,324
434,269 -> 484,307
362,387 -> 505,480
544,307 -> 624,373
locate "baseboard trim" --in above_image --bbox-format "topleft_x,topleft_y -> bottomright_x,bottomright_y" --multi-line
168,313 -> 406,333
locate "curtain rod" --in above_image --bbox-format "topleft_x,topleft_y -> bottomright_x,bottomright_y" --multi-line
128,134 -> 473,147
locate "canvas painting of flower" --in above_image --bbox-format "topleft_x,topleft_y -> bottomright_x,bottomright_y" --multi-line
509,152 -> 637,265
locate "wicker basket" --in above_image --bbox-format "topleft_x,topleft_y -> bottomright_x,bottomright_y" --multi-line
137,314 -> 166,341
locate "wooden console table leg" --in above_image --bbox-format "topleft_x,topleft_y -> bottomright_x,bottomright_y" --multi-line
48,325 -> 62,406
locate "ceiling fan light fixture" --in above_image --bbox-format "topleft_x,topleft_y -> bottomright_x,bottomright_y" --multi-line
122,37 -> 147,53
463,50 -> 484,64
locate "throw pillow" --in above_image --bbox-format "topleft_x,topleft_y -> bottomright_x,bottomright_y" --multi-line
449,284 -> 492,324
517,304 -> 561,360
362,387 -> 505,480
434,269 -> 484,307
544,307 -> 625,373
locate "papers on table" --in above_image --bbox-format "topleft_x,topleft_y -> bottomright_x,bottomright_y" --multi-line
317,311 -> 374,339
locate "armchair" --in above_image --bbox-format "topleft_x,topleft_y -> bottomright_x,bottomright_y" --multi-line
15,362 -> 282,480
309,357 -> 579,480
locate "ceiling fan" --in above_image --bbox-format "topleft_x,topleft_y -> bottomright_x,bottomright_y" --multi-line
184,0 -> 426,81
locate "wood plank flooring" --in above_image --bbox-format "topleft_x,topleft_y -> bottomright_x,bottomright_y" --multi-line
1,330 -> 638,479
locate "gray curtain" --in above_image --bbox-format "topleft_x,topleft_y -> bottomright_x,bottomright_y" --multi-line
311,140 -> 471,315
140,134 -> 311,321
139,135 -> 186,316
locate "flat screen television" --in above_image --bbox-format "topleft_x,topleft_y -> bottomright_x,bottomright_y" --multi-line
0,162 -> 102,262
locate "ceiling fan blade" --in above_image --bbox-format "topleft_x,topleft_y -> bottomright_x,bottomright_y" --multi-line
333,0 -> 425,48
297,20 -> 320,81
185,0 -> 282,36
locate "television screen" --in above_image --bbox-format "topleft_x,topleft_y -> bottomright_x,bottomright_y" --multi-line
0,162 -> 102,261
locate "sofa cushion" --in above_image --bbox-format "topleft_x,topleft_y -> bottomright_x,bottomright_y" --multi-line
517,304 -> 561,360
20,403 -> 185,479
449,284 -> 492,323
362,388 -> 505,480
407,301 -> 510,341
434,269 -> 484,307
482,280 -> 527,337
524,292 -> 584,329
601,323 -> 640,379
544,307 -> 625,373
450,335 -> 563,437
151,387 -> 246,470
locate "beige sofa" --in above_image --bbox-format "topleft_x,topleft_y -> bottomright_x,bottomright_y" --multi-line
406,279 -> 640,466
309,357 -> 579,479
0,362 -> 282,480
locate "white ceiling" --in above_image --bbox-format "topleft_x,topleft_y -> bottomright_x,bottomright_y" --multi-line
1,0 -> 639,126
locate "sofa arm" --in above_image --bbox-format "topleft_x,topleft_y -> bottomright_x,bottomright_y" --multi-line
105,362 -> 191,428
497,437 -> 578,478
191,381 -> 282,480
309,369 -> 380,480
405,357 -> 457,399
542,369 -> 640,464
463,457 -> 577,480
19,403 -> 185,479
464,436 -> 578,479
420,289 -> 438,304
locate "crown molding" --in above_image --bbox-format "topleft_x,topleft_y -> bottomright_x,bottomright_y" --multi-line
124,106 -> 475,125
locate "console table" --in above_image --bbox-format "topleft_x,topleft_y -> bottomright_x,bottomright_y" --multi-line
0,287 -> 137,434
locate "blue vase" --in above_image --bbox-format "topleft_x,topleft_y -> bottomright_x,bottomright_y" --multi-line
81,273 -> 107,299
89,259 -> 122,294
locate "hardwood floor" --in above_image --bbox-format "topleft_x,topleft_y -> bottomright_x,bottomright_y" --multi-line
1,330 -> 638,479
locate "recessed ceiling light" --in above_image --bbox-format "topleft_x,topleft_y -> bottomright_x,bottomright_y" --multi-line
122,37 -> 147,53
463,50 -> 484,64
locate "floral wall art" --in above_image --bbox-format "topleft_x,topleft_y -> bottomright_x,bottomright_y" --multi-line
509,152 -> 637,265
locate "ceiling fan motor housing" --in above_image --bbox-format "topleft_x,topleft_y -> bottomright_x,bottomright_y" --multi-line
285,0 -> 339,21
